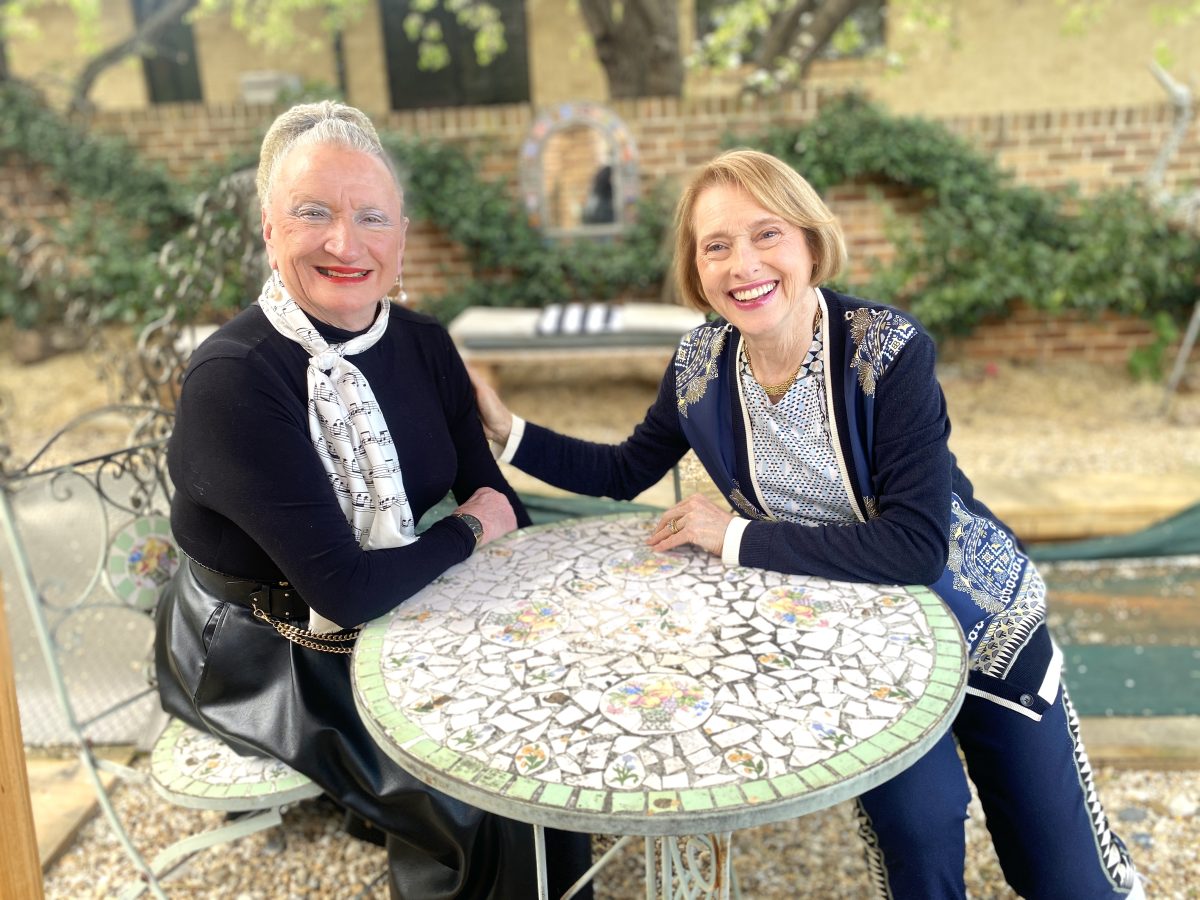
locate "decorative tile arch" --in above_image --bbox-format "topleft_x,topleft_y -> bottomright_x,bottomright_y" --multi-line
519,101 -> 639,237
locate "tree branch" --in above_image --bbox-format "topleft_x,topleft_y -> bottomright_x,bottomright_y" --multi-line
755,0 -> 816,68
71,0 -> 198,111
1146,60 -> 1198,229
753,0 -> 872,89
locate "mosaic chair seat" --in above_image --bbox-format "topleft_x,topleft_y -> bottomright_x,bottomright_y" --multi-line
0,405 -> 320,899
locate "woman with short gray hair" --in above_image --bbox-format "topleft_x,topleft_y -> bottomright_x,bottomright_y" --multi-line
156,101 -> 593,899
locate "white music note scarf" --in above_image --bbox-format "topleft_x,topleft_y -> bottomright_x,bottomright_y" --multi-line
258,273 -> 416,633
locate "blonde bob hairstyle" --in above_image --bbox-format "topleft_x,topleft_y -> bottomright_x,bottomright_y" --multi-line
256,100 -> 401,208
672,149 -> 847,314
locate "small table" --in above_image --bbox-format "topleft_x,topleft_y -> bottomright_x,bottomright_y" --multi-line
352,514 -> 967,899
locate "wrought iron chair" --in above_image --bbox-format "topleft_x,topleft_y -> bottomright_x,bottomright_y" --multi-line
0,404 -> 321,897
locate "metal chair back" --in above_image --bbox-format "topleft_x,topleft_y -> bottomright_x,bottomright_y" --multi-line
1,405 -> 321,897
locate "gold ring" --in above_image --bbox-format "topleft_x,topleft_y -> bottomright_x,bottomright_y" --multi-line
669,517 -> 679,534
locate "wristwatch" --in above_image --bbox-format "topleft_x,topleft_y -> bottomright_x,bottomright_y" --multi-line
454,512 -> 484,546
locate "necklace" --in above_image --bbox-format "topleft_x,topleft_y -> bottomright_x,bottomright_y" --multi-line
744,345 -> 804,398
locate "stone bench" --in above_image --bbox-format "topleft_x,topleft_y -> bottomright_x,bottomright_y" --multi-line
448,302 -> 705,387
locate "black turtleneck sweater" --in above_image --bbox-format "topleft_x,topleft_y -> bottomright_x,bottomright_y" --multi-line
168,303 -> 528,627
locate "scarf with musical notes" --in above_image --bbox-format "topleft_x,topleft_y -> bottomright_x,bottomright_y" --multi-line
258,273 -> 416,632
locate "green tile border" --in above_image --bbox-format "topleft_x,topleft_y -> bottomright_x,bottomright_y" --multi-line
539,783 -> 574,808
678,788 -> 715,811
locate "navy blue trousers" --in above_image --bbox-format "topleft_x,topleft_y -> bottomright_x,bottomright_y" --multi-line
855,685 -> 1139,899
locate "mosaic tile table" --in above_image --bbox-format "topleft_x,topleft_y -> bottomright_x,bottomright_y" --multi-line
352,513 -> 967,899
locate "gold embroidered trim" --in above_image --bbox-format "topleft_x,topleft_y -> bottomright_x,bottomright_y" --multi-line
675,325 -> 729,417
846,307 -> 916,397
729,487 -> 768,520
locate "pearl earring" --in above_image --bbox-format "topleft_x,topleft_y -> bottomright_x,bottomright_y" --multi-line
387,278 -> 408,305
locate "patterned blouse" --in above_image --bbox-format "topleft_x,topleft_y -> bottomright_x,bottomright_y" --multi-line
738,322 -> 857,527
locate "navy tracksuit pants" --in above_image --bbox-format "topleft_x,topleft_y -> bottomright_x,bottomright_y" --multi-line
855,684 -> 1140,899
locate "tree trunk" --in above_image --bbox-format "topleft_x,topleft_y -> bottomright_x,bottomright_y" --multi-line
753,0 -> 873,90
70,0 -> 197,111
577,0 -> 683,99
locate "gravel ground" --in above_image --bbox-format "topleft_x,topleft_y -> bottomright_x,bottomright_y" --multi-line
6,338 -> 1199,898
38,761 -> 1199,898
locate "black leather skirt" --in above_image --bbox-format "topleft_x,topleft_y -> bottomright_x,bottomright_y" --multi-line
155,562 -> 593,899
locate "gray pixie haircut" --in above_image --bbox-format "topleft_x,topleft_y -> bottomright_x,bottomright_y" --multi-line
256,100 -> 401,207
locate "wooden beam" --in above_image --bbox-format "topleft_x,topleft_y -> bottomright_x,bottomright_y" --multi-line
0,585 -> 45,899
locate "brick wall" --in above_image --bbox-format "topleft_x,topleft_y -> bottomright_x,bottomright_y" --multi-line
9,90 -> 1194,362
0,159 -> 70,226
78,94 -> 1200,199
948,303 -> 1159,365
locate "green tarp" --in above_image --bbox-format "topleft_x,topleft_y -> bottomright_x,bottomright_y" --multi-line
1030,500 -> 1200,562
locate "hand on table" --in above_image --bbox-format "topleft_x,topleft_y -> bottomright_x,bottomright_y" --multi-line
467,366 -> 514,447
648,493 -> 733,557
455,487 -> 517,546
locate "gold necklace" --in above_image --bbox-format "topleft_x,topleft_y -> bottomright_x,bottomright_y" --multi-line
744,345 -> 804,398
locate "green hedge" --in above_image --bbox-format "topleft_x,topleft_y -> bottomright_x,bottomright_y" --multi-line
3,86 -> 1196,377
384,135 -> 673,323
747,94 -> 1200,368
0,81 -> 186,328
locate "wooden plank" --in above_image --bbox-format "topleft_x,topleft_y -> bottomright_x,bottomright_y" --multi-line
1079,716 -> 1200,770
25,749 -> 132,870
973,471 -> 1200,543
0,585 -> 45,899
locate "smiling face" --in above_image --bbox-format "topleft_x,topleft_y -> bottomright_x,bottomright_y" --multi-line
691,183 -> 816,340
263,142 -> 407,331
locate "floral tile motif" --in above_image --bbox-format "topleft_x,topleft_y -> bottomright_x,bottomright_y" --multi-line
355,514 -> 966,830
450,724 -> 497,751
480,595 -> 567,647
167,726 -> 294,784
106,516 -> 179,610
602,675 -> 714,735
604,752 -> 646,789
605,548 -> 691,581
755,585 -> 847,629
725,748 -> 766,778
514,741 -> 551,775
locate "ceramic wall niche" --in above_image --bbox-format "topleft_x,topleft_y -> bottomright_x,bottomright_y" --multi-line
519,101 -> 639,238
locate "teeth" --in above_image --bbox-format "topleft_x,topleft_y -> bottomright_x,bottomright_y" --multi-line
732,282 -> 777,302
318,268 -> 367,279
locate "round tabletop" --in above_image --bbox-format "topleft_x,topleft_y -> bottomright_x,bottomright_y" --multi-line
352,513 -> 967,836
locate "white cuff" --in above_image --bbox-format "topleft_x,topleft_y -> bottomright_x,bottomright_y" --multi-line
497,415 -> 526,464
721,517 -> 750,566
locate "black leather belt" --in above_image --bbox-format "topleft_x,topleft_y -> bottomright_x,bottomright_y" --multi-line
189,559 -> 309,621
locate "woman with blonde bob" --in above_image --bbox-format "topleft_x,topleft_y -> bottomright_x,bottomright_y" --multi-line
472,149 -> 1141,899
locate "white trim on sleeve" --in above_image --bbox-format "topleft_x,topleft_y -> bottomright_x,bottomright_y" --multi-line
497,416 -> 526,464
721,517 -> 751,566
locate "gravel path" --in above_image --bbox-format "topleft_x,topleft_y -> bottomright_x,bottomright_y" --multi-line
40,761 -> 1199,898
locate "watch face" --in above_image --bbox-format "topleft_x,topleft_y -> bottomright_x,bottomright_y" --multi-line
457,513 -> 484,542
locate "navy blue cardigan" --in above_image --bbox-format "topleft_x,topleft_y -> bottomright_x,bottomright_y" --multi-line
513,289 -> 1058,720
